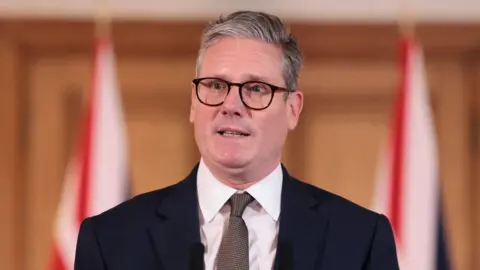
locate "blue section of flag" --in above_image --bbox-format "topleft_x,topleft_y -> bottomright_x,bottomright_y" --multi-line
436,193 -> 450,270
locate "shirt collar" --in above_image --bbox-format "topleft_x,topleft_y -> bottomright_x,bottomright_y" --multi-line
197,159 -> 283,223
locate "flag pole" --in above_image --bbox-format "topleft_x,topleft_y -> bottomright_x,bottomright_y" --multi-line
82,0 -> 110,106
94,0 -> 111,40
398,0 -> 416,39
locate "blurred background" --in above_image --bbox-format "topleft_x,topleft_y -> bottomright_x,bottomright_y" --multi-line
0,0 -> 479,270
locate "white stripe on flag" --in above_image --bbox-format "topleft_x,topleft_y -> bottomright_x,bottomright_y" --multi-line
371,38 -> 439,270
54,161 -> 82,268
50,38 -> 129,270
401,39 -> 438,270
90,40 -> 129,215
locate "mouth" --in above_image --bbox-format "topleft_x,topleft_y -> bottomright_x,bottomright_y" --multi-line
217,128 -> 250,137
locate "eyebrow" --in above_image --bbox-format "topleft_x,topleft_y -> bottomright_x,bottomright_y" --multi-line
243,74 -> 270,82
207,73 -> 271,83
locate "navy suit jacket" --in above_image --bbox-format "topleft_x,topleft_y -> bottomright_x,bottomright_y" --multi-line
74,164 -> 399,270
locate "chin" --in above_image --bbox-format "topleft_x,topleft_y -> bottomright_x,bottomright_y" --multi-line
211,150 -> 252,169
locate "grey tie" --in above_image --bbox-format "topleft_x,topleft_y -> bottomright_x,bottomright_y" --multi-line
216,192 -> 254,270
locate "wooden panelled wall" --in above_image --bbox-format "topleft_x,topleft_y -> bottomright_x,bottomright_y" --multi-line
0,19 -> 479,270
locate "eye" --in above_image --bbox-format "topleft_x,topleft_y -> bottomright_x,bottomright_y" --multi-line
201,79 -> 227,91
245,82 -> 269,93
251,85 -> 262,92
212,82 -> 223,89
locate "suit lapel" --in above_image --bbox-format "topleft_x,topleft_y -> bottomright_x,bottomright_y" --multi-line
274,166 -> 330,270
147,165 -> 202,270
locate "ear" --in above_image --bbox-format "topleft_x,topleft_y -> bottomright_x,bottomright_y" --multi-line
286,90 -> 303,130
189,82 -> 197,123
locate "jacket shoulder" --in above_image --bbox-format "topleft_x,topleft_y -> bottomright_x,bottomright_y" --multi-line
290,177 -> 398,268
292,177 -> 386,226
82,181 -> 180,233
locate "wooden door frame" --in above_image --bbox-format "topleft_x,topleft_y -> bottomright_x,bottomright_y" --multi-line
1,18 -> 479,270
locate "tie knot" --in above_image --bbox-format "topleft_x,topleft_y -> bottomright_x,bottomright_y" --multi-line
229,192 -> 253,217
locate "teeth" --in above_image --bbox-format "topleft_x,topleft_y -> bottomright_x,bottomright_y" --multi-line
221,131 -> 246,136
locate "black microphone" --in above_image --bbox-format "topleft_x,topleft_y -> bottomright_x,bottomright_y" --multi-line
189,242 -> 205,270
278,241 -> 293,270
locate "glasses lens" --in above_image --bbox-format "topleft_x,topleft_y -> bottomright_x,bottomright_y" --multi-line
241,82 -> 273,109
196,78 -> 229,105
195,78 -> 274,109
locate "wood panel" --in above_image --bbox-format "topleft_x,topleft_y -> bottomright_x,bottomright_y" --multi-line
433,61 -> 474,270
474,62 -> 480,270
25,55 -> 71,270
0,25 -> 21,270
1,18 -> 479,270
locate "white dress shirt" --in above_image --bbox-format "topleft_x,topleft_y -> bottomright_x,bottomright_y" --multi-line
196,159 -> 283,270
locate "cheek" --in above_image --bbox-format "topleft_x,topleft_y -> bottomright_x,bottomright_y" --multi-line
194,108 -> 216,133
257,115 -> 288,144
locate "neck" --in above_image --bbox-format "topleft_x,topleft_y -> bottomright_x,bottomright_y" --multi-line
202,157 -> 281,190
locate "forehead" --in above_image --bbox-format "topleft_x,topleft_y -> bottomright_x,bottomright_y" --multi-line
199,37 -> 284,83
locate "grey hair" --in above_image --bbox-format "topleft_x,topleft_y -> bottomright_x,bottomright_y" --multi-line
195,10 -> 303,91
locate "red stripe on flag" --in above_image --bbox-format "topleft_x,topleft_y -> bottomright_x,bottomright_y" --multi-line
76,101 -> 92,225
76,40 -> 102,225
388,37 -> 411,242
47,243 -> 67,270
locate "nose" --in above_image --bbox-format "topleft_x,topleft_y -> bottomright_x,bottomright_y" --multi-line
220,86 -> 246,116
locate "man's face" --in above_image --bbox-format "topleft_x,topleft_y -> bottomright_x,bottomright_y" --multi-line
190,37 -> 303,172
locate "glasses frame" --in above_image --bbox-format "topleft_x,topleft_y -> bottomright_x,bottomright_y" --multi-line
192,77 -> 296,111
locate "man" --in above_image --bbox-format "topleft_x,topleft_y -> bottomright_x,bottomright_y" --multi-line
74,11 -> 399,270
